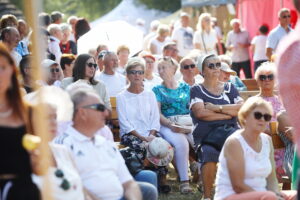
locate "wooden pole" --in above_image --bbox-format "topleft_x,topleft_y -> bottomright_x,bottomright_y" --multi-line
23,0 -> 53,199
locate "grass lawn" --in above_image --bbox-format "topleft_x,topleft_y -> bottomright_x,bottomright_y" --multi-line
158,165 -> 203,200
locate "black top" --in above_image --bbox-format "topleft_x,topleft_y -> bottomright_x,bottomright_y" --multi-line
0,125 -> 32,177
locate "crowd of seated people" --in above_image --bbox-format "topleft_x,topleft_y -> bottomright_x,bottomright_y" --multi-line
1,6 -> 299,200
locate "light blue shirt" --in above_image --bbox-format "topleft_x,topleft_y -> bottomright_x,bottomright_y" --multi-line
266,25 -> 293,52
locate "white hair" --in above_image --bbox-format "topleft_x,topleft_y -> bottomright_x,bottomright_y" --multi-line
47,24 -> 61,35
60,23 -> 71,32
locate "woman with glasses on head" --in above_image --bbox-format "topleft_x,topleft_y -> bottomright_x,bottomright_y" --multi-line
60,54 -> 111,109
214,97 -> 296,200
152,56 -> 194,194
255,62 -> 294,182
190,54 -> 243,200
116,57 -> 160,190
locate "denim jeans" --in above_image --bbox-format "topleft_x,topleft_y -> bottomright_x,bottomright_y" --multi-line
134,170 -> 157,188
119,181 -> 158,200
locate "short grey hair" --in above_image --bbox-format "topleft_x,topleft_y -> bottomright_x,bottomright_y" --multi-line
47,24 -> 61,36
230,18 -> 241,27
278,8 -> 290,17
60,23 -> 71,32
125,57 -> 145,74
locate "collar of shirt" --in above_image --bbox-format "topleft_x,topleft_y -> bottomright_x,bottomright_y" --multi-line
50,36 -> 60,43
67,126 -> 106,147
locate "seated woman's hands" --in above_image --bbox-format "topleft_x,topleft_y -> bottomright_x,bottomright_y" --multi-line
169,124 -> 191,134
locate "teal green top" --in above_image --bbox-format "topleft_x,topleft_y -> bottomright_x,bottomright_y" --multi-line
292,149 -> 299,190
152,82 -> 190,117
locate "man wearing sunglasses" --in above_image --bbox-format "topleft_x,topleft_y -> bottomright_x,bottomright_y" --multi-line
266,8 -> 293,60
55,88 -> 157,200
179,57 -> 203,86
41,58 -> 63,86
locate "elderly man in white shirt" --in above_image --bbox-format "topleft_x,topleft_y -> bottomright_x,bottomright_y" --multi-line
55,87 -> 157,200
94,51 -> 127,97
48,24 -> 63,63
266,8 -> 293,60
226,18 -> 252,78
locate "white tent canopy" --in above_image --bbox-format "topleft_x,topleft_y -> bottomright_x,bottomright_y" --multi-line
90,0 -> 171,31
77,20 -> 144,56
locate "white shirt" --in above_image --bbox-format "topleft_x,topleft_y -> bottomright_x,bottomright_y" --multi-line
148,37 -> 171,55
193,29 -> 218,55
11,50 -> 22,67
251,35 -> 268,61
143,74 -> 162,91
226,30 -> 250,62
48,36 -> 62,63
94,71 -> 126,97
180,74 -> 204,86
171,26 -> 194,57
214,130 -> 272,200
143,32 -> 157,51
54,126 -> 133,200
96,125 -> 114,142
117,90 -> 160,137
266,25 -> 293,52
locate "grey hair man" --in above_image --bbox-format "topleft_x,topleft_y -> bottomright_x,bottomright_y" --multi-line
55,87 -> 157,200
266,8 -> 292,60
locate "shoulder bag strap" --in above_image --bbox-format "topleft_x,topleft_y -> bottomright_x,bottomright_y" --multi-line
201,32 -> 208,54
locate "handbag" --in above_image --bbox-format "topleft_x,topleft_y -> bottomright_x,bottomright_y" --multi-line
120,147 -> 144,176
201,124 -> 237,151
168,114 -> 193,126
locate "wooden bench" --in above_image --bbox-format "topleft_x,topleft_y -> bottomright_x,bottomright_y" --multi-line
110,97 -> 120,142
239,90 -> 260,101
242,79 -> 259,91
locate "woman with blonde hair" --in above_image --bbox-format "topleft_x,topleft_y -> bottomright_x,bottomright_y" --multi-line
149,24 -> 171,55
193,13 -> 218,55
214,97 -> 296,200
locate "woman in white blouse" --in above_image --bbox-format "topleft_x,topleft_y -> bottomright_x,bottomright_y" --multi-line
214,97 -> 296,200
193,13 -> 218,55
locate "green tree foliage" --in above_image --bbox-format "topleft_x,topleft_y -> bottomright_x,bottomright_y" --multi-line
137,0 -> 180,12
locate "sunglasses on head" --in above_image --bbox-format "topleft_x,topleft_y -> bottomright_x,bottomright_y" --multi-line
207,62 -> 221,70
182,64 -> 196,70
82,103 -> 106,112
282,15 -> 291,19
259,74 -> 274,81
50,68 -> 60,73
254,111 -> 272,122
127,70 -> 144,75
86,63 -> 97,69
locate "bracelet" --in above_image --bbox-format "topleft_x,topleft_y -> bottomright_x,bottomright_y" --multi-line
219,105 -> 223,113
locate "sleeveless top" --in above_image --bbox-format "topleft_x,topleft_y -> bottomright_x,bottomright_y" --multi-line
214,130 -> 272,200
0,125 -> 32,178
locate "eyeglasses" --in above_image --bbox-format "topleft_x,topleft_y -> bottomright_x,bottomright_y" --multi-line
50,68 -> 60,73
259,74 -> 274,81
127,70 -> 144,75
282,15 -> 291,19
86,63 -> 97,69
207,62 -> 221,70
254,111 -> 272,122
82,103 -> 106,112
55,169 -> 71,191
182,64 -> 196,70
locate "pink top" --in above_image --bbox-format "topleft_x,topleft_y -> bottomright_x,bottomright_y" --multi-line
261,96 -> 284,122
276,21 -> 300,153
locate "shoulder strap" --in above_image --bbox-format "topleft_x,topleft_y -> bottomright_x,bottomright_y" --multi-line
201,32 -> 208,54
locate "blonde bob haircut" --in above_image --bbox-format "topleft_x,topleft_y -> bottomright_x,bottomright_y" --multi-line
254,62 -> 276,82
238,96 -> 273,127
125,57 -> 145,74
157,24 -> 170,36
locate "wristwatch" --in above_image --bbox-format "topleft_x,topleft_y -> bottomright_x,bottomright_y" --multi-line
219,105 -> 223,113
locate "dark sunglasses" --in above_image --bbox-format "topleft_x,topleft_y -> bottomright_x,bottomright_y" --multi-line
55,169 -> 71,191
182,64 -> 196,70
207,62 -> 221,70
282,15 -> 291,19
82,103 -> 106,112
254,111 -> 272,122
86,63 -> 97,69
127,70 -> 144,75
259,74 -> 274,81
50,68 -> 60,73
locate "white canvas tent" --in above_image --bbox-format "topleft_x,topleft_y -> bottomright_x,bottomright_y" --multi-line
77,20 -> 144,56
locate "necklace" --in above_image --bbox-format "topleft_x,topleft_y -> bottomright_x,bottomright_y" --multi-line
0,109 -> 12,118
